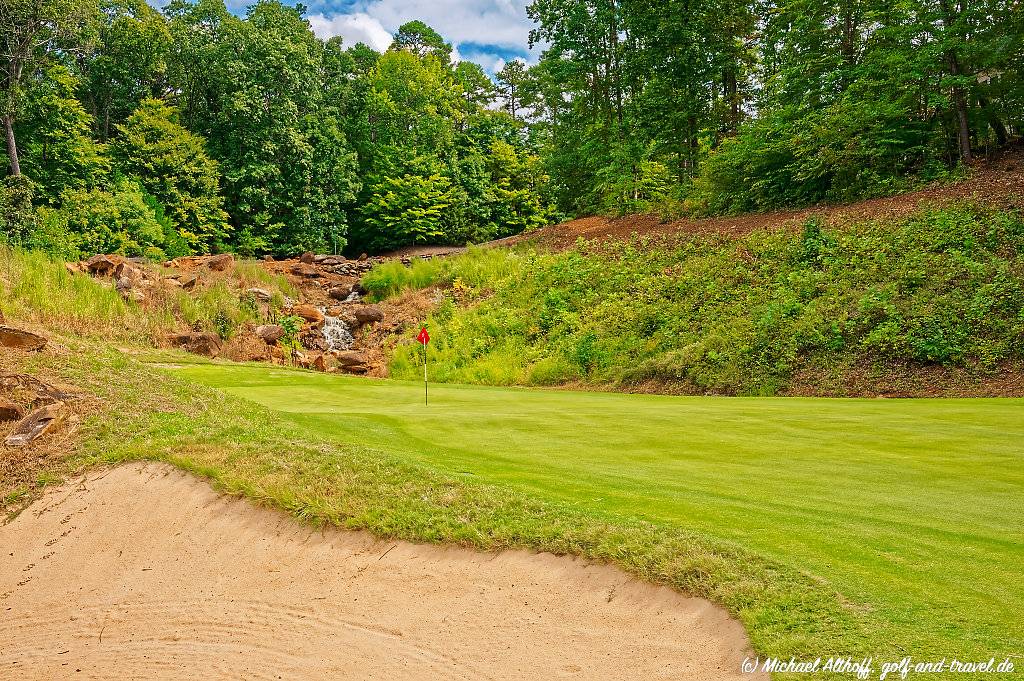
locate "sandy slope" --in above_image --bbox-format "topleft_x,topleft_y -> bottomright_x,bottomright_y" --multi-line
0,463 -> 762,680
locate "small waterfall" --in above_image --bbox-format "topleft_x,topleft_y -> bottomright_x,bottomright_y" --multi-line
320,308 -> 355,351
343,289 -> 361,303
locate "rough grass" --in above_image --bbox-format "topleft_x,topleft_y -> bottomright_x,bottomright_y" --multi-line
377,205 -> 1024,395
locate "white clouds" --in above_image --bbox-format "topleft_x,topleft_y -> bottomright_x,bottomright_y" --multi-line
309,0 -> 534,55
308,12 -> 393,52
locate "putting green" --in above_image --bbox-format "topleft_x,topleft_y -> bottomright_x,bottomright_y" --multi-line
176,363 -> 1024,666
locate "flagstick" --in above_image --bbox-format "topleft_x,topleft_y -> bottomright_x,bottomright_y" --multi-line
422,342 -> 428,406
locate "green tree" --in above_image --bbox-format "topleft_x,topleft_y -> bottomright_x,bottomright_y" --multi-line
17,65 -> 109,200
112,98 -> 229,252
389,20 -> 452,63
78,0 -> 170,140
0,0 -> 99,176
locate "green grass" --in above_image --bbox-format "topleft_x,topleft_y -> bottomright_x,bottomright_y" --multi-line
165,361 -> 1023,674
378,205 -> 1024,394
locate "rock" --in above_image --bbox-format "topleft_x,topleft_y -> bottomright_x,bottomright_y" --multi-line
357,253 -> 368,261
206,254 -> 235,272
166,331 -> 222,357
299,251 -> 316,264
289,262 -> 320,278
165,332 -> 192,347
300,328 -> 326,350
180,275 -> 199,291
290,304 -> 324,324
185,332 -> 223,357
264,255 -> 275,262
317,255 -> 346,266
162,278 -> 183,289
113,261 -> 142,282
0,326 -> 47,351
0,397 -> 24,422
334,350 -> 368,367
327,306 -> 344,317
4,402 -> 66,447
312,354 -> 329,372
64,261 -> 85,276
328,285 -> 353,301
247,287 -> 273,302
85,254 -> 118,276
351,305 -> 384,326
256,324 -> 285,344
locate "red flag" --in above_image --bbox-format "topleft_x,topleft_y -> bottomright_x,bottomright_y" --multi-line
417,327 -> 430,345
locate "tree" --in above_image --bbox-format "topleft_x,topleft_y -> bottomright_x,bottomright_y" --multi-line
389,20 -> 452,63
18,64 -> 109,199
78,0 -> 170,140
165,0 -> 359,254
112,98 -> 229,251
0,0 -> 98,176
496,59 -> 528,120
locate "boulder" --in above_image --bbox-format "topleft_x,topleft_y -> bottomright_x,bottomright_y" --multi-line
351,305 -> 384,326
166,331 -> 222,357
206,253 -> 235,272
327,306 -> 345,317
290,304 -> 324,324
0,397 -> 24,422
328,285 -> 353,301
334,350 -> 368,367
256,324 -> 285,344
264,255 -> 275,262
317,255 -> 346,266
185,332 -> 223,357
312,353 -> 329,372
180,275 -> 200,291
113,261 -> 142,282
357,253 -> 368,261
4,402 -> 66,447
0,326 -> 47,351
85,254 -> 118,276
299,251 -> 316,264
64,261 -> 86,276
246,287 -> 273,302
289,262 -> 320,278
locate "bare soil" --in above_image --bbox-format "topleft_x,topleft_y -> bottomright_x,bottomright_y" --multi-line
508,154 -> 1024,251
0,463 -> 760,680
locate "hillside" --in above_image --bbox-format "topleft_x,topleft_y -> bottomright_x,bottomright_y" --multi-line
364,200 -> 1024,398
508,152 -> 1024,251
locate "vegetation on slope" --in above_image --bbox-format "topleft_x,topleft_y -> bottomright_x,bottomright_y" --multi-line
368,205 -> 1024,394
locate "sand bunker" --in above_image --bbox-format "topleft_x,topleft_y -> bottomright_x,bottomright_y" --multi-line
1,463 -> 762,680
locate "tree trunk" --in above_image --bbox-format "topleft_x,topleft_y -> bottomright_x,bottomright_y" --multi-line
939,0 -> 972,163
4,116 -> 20,176
977,95 -> 1009,147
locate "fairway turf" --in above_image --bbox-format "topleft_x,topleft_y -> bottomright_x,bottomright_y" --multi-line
172,363 -> 1023,672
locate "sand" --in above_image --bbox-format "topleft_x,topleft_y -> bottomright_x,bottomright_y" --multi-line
0,463 -> 763,680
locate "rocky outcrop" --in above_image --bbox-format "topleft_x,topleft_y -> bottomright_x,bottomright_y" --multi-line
0,397 -> 25,421
256,324 -> 285,344
289,262 -> 320,278
166,331 -> 223,358
206,254 -> 235,272
299,251 -> 316,264
4,402 -> 67,447
290,304 -> 325,325
0,327 -> 47,351
351,305 -> 384,326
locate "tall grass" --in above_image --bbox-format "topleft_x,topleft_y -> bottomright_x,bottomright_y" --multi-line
362,247 -> 524,301
0,249 -> 295,344
0,247 -> 171,342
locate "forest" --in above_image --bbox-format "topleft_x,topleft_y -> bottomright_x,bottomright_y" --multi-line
1,0 -> 1022,258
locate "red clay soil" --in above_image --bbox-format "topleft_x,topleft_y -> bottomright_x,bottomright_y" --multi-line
509,152 -> 1024,251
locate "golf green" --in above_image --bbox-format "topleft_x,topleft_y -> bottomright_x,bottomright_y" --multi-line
175,363 -> 1024,666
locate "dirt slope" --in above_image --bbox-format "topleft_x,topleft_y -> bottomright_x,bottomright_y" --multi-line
0,463 -> 761,680
511,153 -> 1024,251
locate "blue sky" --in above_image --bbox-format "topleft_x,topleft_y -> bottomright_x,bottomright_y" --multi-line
167,0 -> 538,73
